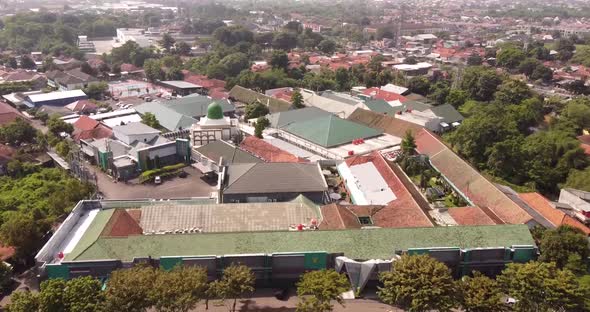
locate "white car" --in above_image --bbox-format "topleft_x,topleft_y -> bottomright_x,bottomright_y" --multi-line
154,176 -> 162,184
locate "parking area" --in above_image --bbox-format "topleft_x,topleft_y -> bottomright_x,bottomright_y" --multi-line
93,166 -> 215,200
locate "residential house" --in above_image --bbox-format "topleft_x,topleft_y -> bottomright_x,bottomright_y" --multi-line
192,140 -> 262,174
72,116 -> 113,142
228,85 -> 291,113
219,162 -> 329,204
0,101 -> 28,126
47,68 -> 97,91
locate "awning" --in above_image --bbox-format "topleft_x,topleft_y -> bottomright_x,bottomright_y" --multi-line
192,162 -> 214,174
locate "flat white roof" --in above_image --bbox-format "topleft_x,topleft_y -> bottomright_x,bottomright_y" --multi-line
89,108 -> 136,120
338,162 -> 396,205
27,90 -> 87,103
101,114 -> 142,128
393,62 -> 433,71
161,80 -> 202,89
328,133 -> 401,159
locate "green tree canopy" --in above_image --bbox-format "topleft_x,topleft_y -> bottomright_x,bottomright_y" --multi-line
539,225 -> 589,269
244,101 -> 269,120
459,66 -> 503,101
291,89 -> 304,108
296,269 -> 349,312
0,118 -> 37,146
143,58 -> 164,82
47,115 -> 73,136
459,272 -> 507,312
141,112 -> 161,129
269,50 -> 289,71
6,291 -> 39,312
151,266 -> 208,312
318,39 -> 337,55
208,263 -> 255,312
83,81 -> 109,100
564,167 -> 590,192
105,265 -> 156,312
498,261 -> 587,312
407,76 -> 430,96
378,254 -> 457,311
496,46 -> 526,69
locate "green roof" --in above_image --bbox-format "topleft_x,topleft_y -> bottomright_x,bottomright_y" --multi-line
284,115 -> 383,147
229,86 -> 291,113
268,107 -> 333,128
364,99 -> 396,114
66,224 -> 534,262
135,102 -> 197,131
206,102 -> 223,119
66,209 -> 115,261
163,96 -> 234,118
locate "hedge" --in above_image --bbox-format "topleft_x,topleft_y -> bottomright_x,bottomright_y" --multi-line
139,163 -> 186,183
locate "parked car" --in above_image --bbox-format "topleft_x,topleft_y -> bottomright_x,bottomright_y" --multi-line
154,176 -> 162,184
178,170 -> 188,178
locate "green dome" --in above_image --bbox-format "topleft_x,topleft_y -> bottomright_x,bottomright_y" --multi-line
207,102 -> 223,120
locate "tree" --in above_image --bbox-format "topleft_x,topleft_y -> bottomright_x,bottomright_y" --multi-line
141,112 -> 161,129
459,272 -> 506,312
296,269 -> 349,312
291,89 -> 304,109
0,261 -> 12,293
254,117 -> 270,139
272,32 -> 298,51
460,66 -> 503,101
220,53 -> 250,77
496,47 -> 526,69
269,50 -> 289,71
407,76 -> 430,96
174,41 -> 191,56
539,225 -> 589,269
105,266 -> 156,312
518,58 -> 540,77
209,263 -> 255,312
55,141 -> 70,158
563,97 -> 590,131
564,167 -> 590,192
563,80 -> 590,95
0,118 -> 37,146
428,81 -> 451,105
38,278 -> 66,312
144,59 -> 164,82
159,33 -> 176,52
494,79 -> 533,106
498,261 -> 587,312
83,81 -> 109,100
7,57 -> 17,69
62,276 -> 105,312
151,266 -> 208,312
244,101 -> 269,120
401,130 -> 417,155
318,39 -> 337,55
6,291 -> 39,312
47,115 -> 73,136
466,53 -> 483,66
20,55 -> 36,69
378,254 -> 457,311
0,213 -> 42,262
531,64 -> 553,82
446,89 -> 467,108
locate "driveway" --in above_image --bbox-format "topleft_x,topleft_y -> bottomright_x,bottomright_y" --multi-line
93,166 -> 215,200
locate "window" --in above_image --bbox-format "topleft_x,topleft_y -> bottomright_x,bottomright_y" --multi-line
358,216 -> 373,225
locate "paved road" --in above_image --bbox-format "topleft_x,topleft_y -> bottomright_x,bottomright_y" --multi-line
93,166 -> 215,200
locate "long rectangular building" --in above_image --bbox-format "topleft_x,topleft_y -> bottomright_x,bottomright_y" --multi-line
36,199 -> 536,283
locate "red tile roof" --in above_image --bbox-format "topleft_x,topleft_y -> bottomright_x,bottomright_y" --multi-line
415,129 -> 533,224
343,151 -> 433,228
518,192 -> 590,235
72,116 -> 112,141
101,209 -> 143,237
362,87 -> 408,102
447,206 -> 496,225
0,102 -> 27,126
319,203 -> 364,230
240,136 -> 307,163
73,115 -> 99,131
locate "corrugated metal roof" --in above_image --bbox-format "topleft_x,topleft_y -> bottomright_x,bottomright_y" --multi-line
162,97 -> 234,118
268,107 -> 332,128
135,102 -> 197,131
26,90 -> 87,103
223,162 -> 328,194
284,115 -> 382,148
195,140 -> 262,164
113,122 -> 160,136
161,80 -> 202,89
